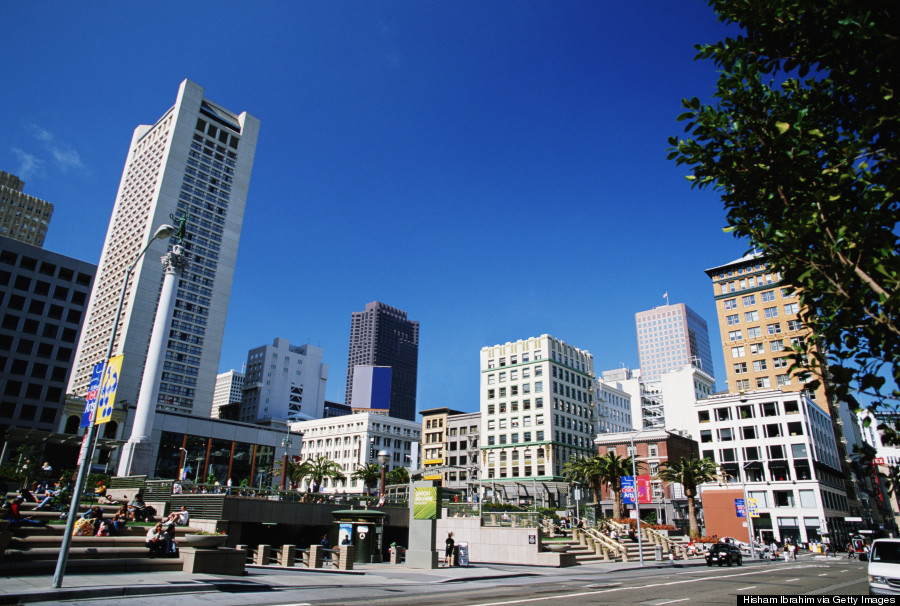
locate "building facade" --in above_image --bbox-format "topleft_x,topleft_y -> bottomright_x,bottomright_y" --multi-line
594,429 -> 698,525
0,236 -> 95,437
594,379 -> 634,434
239,338 -> 328,424
68,80 -> 259,427
292,412 -> 421,494
636,302 -> 714,384
695,389 -> 851,546
420,407 -> 481,495
0,171 -> 53,247
344,301 -> 419,421
480,334 -> 596,487
212,369 -> 244,419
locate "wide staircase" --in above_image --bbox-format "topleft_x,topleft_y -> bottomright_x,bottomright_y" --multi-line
1,497 -> 196,575
559,521 -> 690,565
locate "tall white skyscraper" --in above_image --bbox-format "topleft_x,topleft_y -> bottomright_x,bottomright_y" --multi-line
68,80 -> 259,423
635,302 -> 714,383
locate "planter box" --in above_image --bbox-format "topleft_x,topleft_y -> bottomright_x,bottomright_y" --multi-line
183,534 -> 227,549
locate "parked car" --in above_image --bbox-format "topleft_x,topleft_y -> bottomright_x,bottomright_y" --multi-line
706,543 -> 743,567
868,539 -> 900,595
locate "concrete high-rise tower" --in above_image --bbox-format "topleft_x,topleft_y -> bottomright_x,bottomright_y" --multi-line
68,80 -> 259,424
635,302 -> 714,383
344,301 -> 419,420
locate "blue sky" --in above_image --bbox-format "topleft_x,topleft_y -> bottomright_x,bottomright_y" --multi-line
1,2 -> 749,413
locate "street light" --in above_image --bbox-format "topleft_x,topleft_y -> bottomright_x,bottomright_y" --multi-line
630,423 -> 662,567
53,223 -> 176,589
377,450 -> 391,498
742,461 -> 758,560
281,426 -> 294,491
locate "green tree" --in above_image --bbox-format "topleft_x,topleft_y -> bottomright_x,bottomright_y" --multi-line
385,466 -> 410,486
352,462 -> 382,495
656,456 -> 719,540
562,454 -> 603,504
668,1 -> 899,435
595,452 -> 642,520
272,458 -> 303,489
296,456 -> 346,493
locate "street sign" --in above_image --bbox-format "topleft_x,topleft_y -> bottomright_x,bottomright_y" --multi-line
621,476 -> 635,504
80,362 -> 105,428
94,355 -> 123,425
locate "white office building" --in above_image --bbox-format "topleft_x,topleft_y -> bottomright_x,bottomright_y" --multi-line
212,369 -> 244,418
68,80 -> 259,425
480,334 -> 596,485
594,379 -> 634,433
239,338 -> 328,423
696,389 -> 852,546
291,412 -> 421,494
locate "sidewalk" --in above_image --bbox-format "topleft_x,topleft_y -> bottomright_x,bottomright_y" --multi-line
0,558 -> 709,604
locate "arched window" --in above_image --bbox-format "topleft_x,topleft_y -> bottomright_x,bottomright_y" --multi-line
104,421 -> 118,439
64,415 -> 79,434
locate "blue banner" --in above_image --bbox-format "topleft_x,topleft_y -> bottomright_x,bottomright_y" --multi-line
735,498 -> 746,518
621,476 -> 635,505
80,362 -> 105,428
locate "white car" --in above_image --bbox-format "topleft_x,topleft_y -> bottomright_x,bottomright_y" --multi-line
868,539 -> 900,595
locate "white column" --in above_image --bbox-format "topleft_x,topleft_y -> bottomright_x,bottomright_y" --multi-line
117,246 -> 189,476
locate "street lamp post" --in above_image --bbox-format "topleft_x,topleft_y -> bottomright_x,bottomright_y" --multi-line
742,462 -> 758,560
52,223 -> 176,589
630,424 -> 662,567
377,450 -> 391,498
281,428 -> 293,491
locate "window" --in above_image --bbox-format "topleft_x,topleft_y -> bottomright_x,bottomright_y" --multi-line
499,372 -> 507,382
799,490 -> 816,508
744,446 -> 761,460
765,423 -> 782,438
487,374 -> 496,384
764,306 -> 779,318
756,377 -> 771,388
770,340 -> 786,352
747,327 -> 762,338
487,389 -> 495,399
718,428 -> 734,441
735,379 -> 750,390
698,410 -> 710,423
728,330 -> 743,341
727,314 -> 740,325
744,311 -> 759,322
715,407 -> 732,421
724,298 -> 737,310
742,294 -> 756,306
776,374 -> 791,386
787,319 -> 803,331
791,443 -> 808,458
731,346 -> 745,358
741,426 -> 757,439
752,359 -> 768,372
767,323 -> 782,335
535,381 -> 543,392
773,490 -> 795,507
761,402 -> 778,416
700,429 -> 713,443
761,290 -> 776,302
719,448 -> 737,462
733,362 -> 747,374
784,303 -> 799,315
749,343 -> 765,355
738,404 -> 754,419
769,444 -> 786,459
773,357 -> 790,368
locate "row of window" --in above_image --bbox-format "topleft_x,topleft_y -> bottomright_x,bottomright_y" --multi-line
728,322 -> 803,341
699,400 -> 801,422
700,421 -> 805,443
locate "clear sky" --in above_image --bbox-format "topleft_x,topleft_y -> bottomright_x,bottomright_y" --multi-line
1,2 -> 750,414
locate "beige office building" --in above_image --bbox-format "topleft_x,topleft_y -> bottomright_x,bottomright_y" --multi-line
0,171 -> 53,247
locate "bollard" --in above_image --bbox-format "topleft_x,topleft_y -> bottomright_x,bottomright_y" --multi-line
601,546 -> 610,561
256,544 -> 271,565
309,544 -> 324,568
236,544 -> 249,561
337,545 -> 355,570
280,544 -> 296,567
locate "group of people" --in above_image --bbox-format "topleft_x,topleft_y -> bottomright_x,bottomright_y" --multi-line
145,522 -> 178,557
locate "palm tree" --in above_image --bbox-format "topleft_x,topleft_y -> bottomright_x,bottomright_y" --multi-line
656,455 -> 719,539
562,454 -> 603,503
272,458 -> 303,490
296,456 -> 346,493
385,466 -> 410,486
596,451 -> 642,520
351,462 -> 382,495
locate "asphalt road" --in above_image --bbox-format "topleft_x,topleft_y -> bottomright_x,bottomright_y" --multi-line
32,558 -> 869,606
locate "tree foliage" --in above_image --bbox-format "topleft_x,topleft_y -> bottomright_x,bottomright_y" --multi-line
657,456 -> 719,539
296,456 -> 346,493
563,454 -> 604,504
351,462 -> 382,494
668,1 -> 899,436
385,466 -> 410,485
594,452 -> 642,520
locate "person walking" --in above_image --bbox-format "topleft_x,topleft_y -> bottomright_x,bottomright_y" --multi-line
444,532 -> 455,567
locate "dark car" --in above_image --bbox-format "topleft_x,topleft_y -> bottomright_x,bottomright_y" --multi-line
706,543 -> 743,567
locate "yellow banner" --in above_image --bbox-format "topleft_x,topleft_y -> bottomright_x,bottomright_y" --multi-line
95,355 -> 123,425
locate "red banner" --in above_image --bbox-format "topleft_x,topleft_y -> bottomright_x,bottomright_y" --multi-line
636,475 -> 653,504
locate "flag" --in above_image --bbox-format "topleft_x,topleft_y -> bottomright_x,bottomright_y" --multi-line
663,291 -> 668,299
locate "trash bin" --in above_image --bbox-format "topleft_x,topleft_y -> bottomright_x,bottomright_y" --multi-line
457,542 -> 469,567
655,546 -> 663,561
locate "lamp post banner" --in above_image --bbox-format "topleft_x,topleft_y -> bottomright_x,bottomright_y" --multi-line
735,498 -> 747,518
95,355 -> 123,425
621,476 -> 635,505
80,362 -> 105,428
